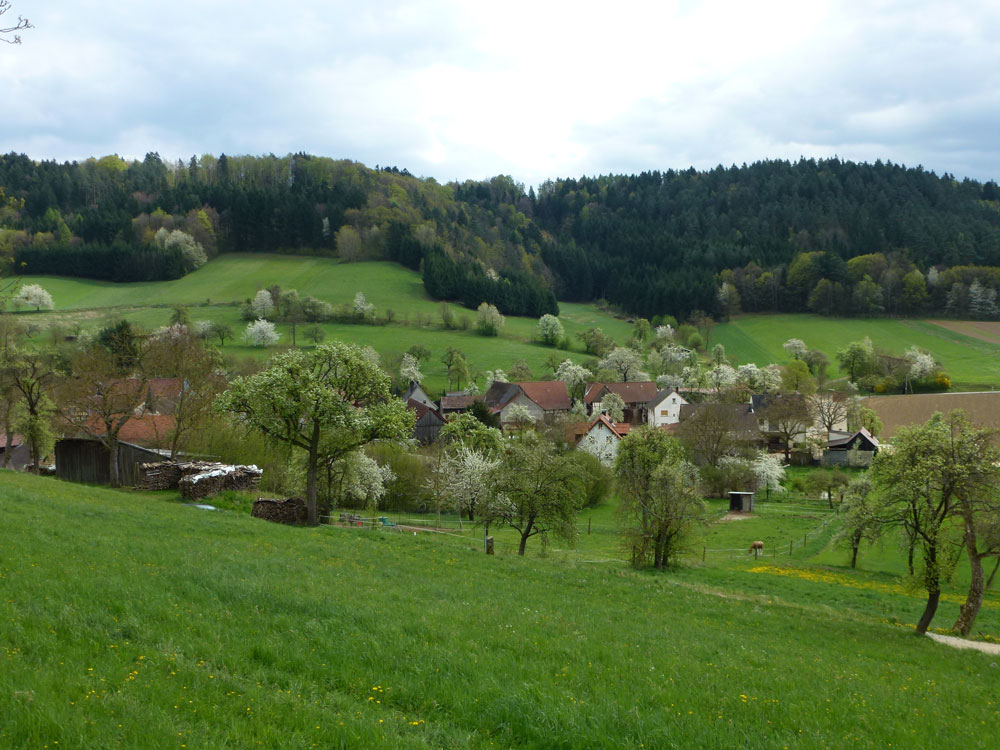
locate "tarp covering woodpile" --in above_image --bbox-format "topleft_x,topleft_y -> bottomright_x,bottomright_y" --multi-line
170,463 -> 263,500
252,497 -> 307,525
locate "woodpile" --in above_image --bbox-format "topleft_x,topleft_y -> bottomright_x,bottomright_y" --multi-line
136,462 -> 184,490
171,462 -> 262,500
252,497 -> 308,525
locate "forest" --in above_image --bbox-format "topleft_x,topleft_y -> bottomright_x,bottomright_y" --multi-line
3,152 -> 1000,319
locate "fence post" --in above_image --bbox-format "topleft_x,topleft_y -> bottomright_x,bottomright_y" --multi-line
789,540 -> 793,556
588,517 -> 592,536
702,547 -> 706,563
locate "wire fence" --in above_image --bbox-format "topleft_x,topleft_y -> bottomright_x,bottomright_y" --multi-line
318,502 -> 841,562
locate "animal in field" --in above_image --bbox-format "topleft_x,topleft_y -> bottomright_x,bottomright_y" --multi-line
748,540 -> 764,557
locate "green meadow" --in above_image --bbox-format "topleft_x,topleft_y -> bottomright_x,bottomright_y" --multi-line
11,255 -> 634,394
713,314 -> 1000,389
3,472 -> 999,749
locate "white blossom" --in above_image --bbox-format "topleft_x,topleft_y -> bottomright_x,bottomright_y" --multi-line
242,318 -> 280,347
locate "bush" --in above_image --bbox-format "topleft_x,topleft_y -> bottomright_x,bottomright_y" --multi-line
569,451 -> 612,508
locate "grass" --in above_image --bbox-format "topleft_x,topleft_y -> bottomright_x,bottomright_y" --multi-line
11,255 -> 634,394
5,471 -> 998,748
713,314 -> 1000,389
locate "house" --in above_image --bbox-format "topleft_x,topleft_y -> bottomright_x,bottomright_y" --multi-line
407,398 -> 445,444
69,413 -> 177,451
438,391 -> 484,417
750,393 -> 812,451
646,388 -> 688,428
0,432 -> 32,470
484,381 -> 571,425
569,415 -> 631,465
402,381 -> 436,412
822,428 -> 880,467
584,382 -> 659,424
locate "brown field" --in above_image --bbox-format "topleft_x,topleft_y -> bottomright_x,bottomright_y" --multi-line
864,391 -> 1000,439
927,319 -> 1000,346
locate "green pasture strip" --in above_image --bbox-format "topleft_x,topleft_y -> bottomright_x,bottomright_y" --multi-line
713,314 -> 1000,387
3,471 -> 999,748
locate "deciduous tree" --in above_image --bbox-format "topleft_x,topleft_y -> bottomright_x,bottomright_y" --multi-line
216,342 -> 413,524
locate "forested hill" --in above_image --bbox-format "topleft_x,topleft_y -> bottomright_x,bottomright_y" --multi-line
3,152 -> 1000,319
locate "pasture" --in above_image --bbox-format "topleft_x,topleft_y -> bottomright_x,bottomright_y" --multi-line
10,255 -> 634,394
2,471 -> 999,748
713,314 -> 1000,389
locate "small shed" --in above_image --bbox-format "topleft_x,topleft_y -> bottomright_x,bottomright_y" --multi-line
55,438 -> 164,486
728,491 -> 755,513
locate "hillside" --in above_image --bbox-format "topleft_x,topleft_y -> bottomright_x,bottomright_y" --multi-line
10,255 -> 634,394
712,314 -> 1000,389
2,472 -> 999,748
6,153 -> 1000,320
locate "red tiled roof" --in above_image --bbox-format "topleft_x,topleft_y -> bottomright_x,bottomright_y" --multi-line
0,432 -> 23,448
516,381 -> 571,412
584,382 -> 658,405
78,414 -> 176,448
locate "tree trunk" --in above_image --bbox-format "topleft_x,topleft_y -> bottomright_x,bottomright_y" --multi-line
907,538 -> 915,576
916,589 -> 940,635
952,522 -> 985,636
783,440 -> 790,461
851,542 -> 859,569
518,518 -> 534,556
915,543 -> 940,635
305,451 -> 319,526
108,437 -> 121,487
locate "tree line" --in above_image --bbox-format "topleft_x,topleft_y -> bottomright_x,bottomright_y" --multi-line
5,153 -> 1000,318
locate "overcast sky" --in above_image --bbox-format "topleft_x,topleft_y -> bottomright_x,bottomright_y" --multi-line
4,1 -> 1000,186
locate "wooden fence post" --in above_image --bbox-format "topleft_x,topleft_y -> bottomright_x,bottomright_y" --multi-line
588,517 -> 592,535
789,540 -> 793,556
702,547 -> 706,563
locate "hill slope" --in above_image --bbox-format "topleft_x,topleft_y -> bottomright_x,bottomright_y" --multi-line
2,472 -> 998,748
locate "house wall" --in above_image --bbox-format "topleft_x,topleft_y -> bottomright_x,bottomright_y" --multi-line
55,439 -> 164,485
500,394 -> 546,425
648,393 -> 687,427
576,423 -> 620,465
821,450 -> 875,468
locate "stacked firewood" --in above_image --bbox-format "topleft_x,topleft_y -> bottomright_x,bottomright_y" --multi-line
252,497 -> 308,525
136,462 -> 184,490
177,464 -> 263,501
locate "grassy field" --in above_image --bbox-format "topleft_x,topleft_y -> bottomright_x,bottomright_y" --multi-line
3,472 -> 999,748
11,255 -> 634,394
713,314 -> 1000,389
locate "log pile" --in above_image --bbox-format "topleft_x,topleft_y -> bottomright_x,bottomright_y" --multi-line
136,462 -> 184,490
175,463 -> 263,500
137,457 -> 265,498
252,497 -> 308,525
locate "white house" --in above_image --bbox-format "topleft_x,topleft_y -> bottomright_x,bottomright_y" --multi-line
646,388 -> 688,428
573,415 -> 631,465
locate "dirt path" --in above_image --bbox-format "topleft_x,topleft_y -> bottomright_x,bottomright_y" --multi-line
926,632 -> 1000,655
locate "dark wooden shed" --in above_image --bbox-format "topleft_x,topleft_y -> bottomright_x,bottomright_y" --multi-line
55,439 -> 164,486
728,491 -> 755,513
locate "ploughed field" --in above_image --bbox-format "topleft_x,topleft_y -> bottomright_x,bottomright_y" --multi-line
2,472 -> 999,749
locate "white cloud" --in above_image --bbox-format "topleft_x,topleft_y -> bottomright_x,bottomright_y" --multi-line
3,0 -> 1000,184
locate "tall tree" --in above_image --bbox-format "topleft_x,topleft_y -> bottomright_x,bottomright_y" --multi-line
615,426 -> 704,569
216,342 -> 413,524
870,411 -> 996,634
493,433 -> 582,556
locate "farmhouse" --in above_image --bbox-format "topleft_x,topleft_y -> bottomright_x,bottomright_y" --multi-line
407,398 -> 445,444
584,382 -> 659,424
484,381 -> 571,425
568,415 -> 631,465
646,388 -> 688,428
402,381 -> 436,412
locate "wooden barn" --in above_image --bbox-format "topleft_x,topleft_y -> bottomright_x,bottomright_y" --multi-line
55,439 -> 164,486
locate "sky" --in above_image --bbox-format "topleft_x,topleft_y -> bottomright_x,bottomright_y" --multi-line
3,0 -> 1000,187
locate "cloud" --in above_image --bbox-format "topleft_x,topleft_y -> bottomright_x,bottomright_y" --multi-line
3,0 -> 1000,185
